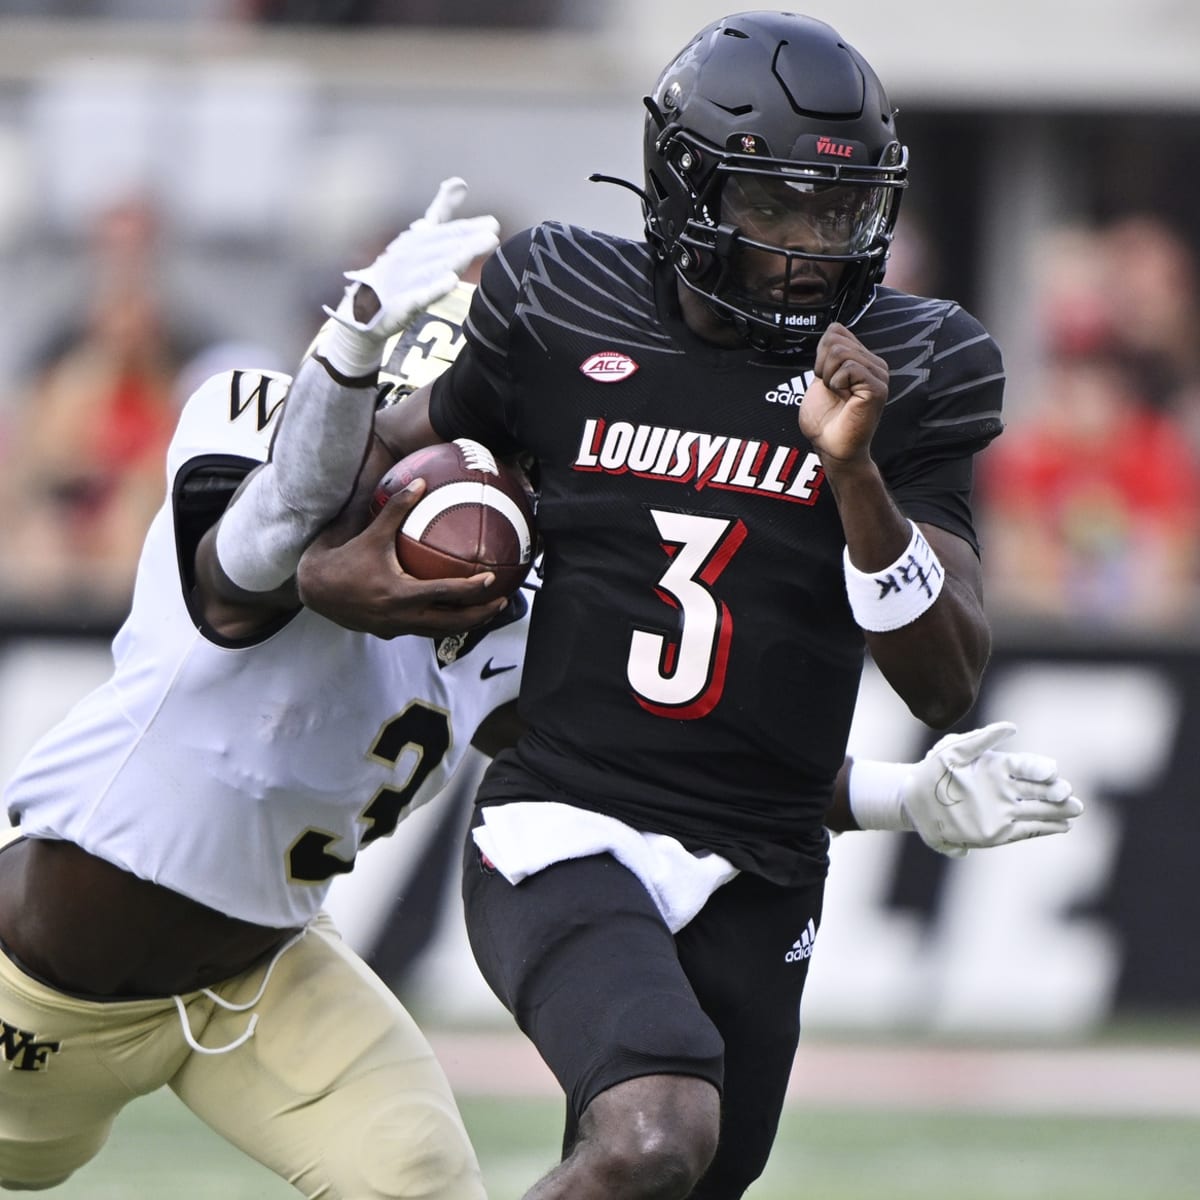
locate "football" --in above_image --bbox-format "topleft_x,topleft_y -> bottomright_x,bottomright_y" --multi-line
370,439 -> 536,599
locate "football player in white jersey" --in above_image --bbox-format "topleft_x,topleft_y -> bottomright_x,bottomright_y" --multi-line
0,180 -> 513,1198
0,173 -> 1079,1198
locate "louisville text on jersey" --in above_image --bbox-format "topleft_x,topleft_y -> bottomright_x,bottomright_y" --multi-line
573,418 -> 824,505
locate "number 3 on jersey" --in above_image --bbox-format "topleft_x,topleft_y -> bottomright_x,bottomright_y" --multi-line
287,701 -> 451,883
627,509 -> 747,720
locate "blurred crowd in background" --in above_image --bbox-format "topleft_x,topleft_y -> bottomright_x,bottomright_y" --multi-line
0,1 -> 1198,636
977,216 -> 1200,631
0,1 -> 597,27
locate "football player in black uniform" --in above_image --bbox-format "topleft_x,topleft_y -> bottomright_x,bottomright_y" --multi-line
298,12 -> 1052,1200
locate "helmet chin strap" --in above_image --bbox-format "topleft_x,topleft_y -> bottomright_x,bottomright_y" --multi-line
739,315 -> 818,354
675,268 -> 822,353
711,298 -> 820,354
731,312 -> 779,352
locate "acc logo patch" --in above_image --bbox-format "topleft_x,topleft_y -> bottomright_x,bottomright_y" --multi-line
580,351 -> 639,383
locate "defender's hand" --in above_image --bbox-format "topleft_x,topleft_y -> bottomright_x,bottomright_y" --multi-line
900,722 -> 1084,857
296,480 -> 509,639
318,177 -> 499,374
798,322 -> 889,466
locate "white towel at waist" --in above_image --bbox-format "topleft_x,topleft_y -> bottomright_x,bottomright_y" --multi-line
471,801 -> 739,934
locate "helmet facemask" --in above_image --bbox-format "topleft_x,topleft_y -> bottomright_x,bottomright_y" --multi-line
668,143 -> 906,345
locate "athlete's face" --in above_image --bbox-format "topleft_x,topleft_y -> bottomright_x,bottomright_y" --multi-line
719,173 -> 885,307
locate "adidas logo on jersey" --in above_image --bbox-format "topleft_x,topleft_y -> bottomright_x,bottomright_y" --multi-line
784,918 -> 817,963
764,372 -> 814,407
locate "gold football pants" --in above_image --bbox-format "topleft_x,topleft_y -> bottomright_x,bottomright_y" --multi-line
0,913 -> 483,1198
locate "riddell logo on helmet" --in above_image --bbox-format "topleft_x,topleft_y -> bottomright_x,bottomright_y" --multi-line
580,351 -> 639,383
815,137 -> 854,158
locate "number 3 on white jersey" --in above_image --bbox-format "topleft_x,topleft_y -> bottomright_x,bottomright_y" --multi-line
627,509 -> 747,720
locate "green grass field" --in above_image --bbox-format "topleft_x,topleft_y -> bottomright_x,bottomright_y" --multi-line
46,1086 -> 1200,1200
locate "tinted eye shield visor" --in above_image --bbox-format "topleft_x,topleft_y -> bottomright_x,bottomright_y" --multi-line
679,138 -> 907,248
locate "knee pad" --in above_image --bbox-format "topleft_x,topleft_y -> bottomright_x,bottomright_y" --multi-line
1,1175 -> 73,1192
349,1094 -> 484,1200
0,1134 -> 94,1193
571,988 -> 725,1118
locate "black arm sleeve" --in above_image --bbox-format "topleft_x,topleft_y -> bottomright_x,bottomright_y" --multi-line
428,227 -> 537,457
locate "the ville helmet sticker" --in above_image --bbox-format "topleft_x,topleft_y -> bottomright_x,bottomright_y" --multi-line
580,351 -> 639,383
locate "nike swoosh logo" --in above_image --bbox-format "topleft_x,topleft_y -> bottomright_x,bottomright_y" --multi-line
481,659 -> 518,680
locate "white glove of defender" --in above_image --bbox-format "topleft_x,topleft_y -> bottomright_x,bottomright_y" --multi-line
317,177 -> 499,377
850,722 -> 1084,858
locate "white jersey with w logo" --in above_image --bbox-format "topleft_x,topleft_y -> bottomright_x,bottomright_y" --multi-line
5,367 -> 528,928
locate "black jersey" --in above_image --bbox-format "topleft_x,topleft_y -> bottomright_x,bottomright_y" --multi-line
430,223 -> 1004,885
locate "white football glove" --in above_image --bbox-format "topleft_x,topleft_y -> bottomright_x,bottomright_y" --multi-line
849,722 -> 1084,858
317,177 -> 500,377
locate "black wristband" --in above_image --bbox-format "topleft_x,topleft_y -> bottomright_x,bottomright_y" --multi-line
312,352 -> 380,389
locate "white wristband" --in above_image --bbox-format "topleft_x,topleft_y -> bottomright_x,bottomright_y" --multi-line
314,305 -> 384,379
843,520 -> 944,632
847,759 -> 914,832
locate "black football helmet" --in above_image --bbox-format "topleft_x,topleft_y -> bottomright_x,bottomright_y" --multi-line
642,11 -> 908,348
